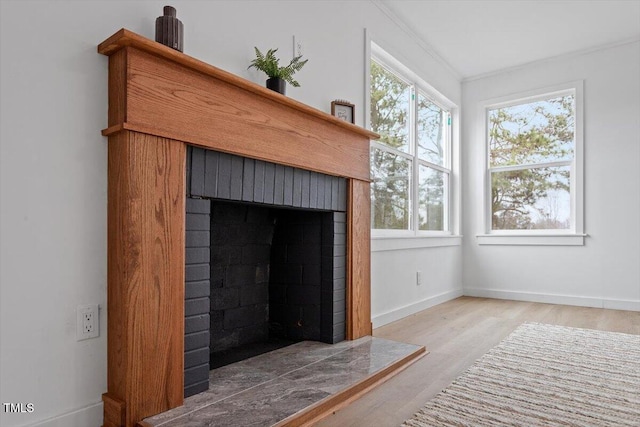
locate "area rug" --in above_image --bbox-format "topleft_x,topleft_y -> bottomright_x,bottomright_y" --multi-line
402,323 -> 640,427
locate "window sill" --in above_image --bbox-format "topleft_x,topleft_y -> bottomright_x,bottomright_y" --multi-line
476,234 -> 587,246
371,235 -> 462,252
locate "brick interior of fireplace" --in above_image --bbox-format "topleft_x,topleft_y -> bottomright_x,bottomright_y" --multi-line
184,147 -> 347,397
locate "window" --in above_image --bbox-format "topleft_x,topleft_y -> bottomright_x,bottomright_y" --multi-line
369,48 -> 453,236
480,82 -> 584,245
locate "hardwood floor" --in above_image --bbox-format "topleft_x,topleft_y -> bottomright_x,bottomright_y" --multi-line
316,296 -> 640,427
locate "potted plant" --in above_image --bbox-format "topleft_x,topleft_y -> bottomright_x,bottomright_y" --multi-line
248,47 -> 308,95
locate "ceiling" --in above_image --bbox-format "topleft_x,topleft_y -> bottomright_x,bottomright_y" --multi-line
377,0 -> 640,80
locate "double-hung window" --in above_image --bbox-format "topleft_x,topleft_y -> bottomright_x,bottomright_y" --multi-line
369,47 -> 453,236
480,82 -> 584,245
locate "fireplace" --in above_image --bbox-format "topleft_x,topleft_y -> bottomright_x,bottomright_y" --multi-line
184,148 -> 348,396
98,29 -> 376,427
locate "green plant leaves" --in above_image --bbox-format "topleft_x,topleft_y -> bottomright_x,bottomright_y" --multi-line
248,47 -> 308,87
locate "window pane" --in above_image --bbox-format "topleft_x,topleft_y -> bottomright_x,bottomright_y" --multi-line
417,94 -> 446,166
370,60 -> 411,153
418,165 -> 446,231
371,148 -> 411,230
491,165 -> 571,230
489,94 -> 574,167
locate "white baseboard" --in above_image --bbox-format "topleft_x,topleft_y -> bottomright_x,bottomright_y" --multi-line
372,289 -> 464,328
463,288 -> 640,312
602,298 -> 640,312
24,402 -> 103,427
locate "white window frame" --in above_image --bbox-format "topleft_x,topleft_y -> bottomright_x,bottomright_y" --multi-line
477,81 -> 585,246
367,41 -> 459,249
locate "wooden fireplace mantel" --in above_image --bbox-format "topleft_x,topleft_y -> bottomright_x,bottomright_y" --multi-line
98,29 -> 376,427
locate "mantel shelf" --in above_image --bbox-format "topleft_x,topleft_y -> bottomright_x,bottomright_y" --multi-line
98,28 -> 378,140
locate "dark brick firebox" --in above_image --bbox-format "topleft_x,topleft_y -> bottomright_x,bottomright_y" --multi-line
184,147 -> 347,397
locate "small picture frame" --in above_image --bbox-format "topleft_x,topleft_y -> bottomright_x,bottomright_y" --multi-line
331,100 -> 355,124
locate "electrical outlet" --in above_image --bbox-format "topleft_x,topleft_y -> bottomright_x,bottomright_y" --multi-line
417,271 -> 422,286
77,304 -> 99,341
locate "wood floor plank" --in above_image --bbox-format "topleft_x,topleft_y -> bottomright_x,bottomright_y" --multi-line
316,296 -> 640,427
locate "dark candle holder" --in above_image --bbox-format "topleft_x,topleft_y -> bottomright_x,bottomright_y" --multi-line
155,6 -> 183,52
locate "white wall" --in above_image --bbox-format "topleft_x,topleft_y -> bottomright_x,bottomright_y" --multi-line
371,244 -> 463,327
462,41 -> 640,311
0,1 -> 461,426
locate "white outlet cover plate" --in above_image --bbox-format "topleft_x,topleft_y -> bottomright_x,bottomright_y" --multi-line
77,304 -> 99,341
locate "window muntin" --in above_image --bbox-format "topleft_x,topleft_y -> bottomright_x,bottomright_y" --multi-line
370,55 -> 452,233
488,91 -> 576,231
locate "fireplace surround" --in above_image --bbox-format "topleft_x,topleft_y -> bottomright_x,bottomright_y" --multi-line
98,29 -> 377,427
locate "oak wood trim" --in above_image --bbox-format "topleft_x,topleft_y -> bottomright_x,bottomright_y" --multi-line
118,47 -> 370,181
273,345 -> 427,427
107,131 -> 185,426
347,179 -> 372,339
107,131 -> 129,403
98,29 -> 378,140
102,393 -> 126,427
103,120 -> 372,183
108,48 -> 127,127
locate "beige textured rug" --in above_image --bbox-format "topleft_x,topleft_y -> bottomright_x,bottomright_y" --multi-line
402,323 -> 640,427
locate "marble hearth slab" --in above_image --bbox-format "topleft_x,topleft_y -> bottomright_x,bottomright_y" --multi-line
145,337 -> 425,427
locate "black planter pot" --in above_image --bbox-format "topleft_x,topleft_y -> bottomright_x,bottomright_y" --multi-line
266,77 -> 286,95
